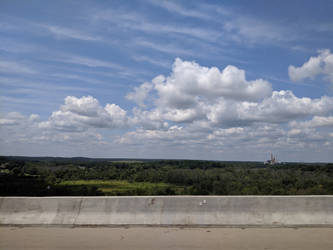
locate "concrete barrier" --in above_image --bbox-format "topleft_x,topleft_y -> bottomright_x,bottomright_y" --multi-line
0,196 -> 332,227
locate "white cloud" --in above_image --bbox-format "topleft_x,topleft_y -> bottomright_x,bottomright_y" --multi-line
42,25 -> 101,41
0,38 -> 37,53
0,112 -> 26,126
0,111 -> 105,149
162,105 -> 206,123
127,59 -> 333,128
29,114 -> 40,122
0,60 -> 36,74
245,90 -> 332,123
39,96 -> 128,132
223,17 -> 294,45
290,116 -> 333,129
92,8 -> 220,42
114,58 -> 333,159
153,58 -> 272,106
127,58 -> 272,124
149,1 -> 298,47
148,0 -> 213,20
132,55 -> 171,69
116,125 -> 201,147
135,40 -> 195,56
131,108 -> 168,130
1,58 -> 333,161
199,90 -> 333,128
289,49 -> 333,83
126,82 -> 153,107
59,55 -> 124,70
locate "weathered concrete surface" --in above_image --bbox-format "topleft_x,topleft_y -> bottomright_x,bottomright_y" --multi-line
1,227 -> 333,250
0,196 -> 332,226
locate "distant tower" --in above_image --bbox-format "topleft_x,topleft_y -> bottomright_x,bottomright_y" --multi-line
265,153 -> 277,165
270,153 -> 276,165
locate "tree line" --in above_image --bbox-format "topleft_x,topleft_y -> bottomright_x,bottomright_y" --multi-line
0,156 -> 332,196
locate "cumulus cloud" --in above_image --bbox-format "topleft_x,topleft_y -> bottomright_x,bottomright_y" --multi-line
114,58 -> 333,159
131,108 -> 168,130
1,58 -> 333,160
0,112 -> 47,144
117,125 -> 184,144
290,116 -> 333,129
39,96 -> 128,132
126,82 -> 153,107
0,112 -> 29,126
207,90 -> 333,127
289,49 -> 333,83
154,58 -> 272,106
129,59 -> 333,128
129,58 -> 273,124
0,110 -> 105,148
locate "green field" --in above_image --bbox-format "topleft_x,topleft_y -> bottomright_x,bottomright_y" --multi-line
57,180 -> 184,195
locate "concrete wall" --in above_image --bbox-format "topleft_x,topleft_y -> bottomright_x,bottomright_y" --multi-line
0,196 -> 332,226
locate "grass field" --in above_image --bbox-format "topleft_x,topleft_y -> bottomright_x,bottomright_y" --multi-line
57,180 -> 184,195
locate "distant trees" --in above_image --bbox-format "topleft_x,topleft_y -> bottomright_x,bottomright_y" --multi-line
0,156 -> 332,196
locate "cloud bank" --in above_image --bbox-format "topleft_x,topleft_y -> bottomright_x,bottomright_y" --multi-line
1,58 -> 333,161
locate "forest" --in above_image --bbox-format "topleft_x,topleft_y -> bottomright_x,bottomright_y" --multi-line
0,156 -> 332,196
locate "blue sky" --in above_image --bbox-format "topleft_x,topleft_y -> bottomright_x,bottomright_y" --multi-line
1,0 -> 333,161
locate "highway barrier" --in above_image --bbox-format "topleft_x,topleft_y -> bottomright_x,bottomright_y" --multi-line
0,196 -> 332,227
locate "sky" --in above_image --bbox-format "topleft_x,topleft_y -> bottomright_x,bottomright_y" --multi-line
0,0 -> 333,162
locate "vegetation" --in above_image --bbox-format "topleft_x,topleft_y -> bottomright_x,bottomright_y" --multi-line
57,180 -> 184,195
0,156 -> 332,196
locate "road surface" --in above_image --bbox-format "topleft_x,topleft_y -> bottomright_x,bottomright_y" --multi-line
1,227 -> 333,250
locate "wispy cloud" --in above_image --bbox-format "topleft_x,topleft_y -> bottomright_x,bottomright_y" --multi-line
0,60 -> 36,74
148,0 -> 213,20
51,73 -> 110,86
0,76 -> 88,93
92,8 -> 220,42
132,55 -> 172,69
147,1 -> 298,46
223,18 -> 295,44
42,24 -> 102,41
0,95 -> 55,105
55,54 -> 125,70
1,15 -> 102,42
135,39 -> 194,56
0,38 -> 37,53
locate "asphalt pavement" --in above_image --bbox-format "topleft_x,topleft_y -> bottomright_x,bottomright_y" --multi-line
1,227 -> 333,250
